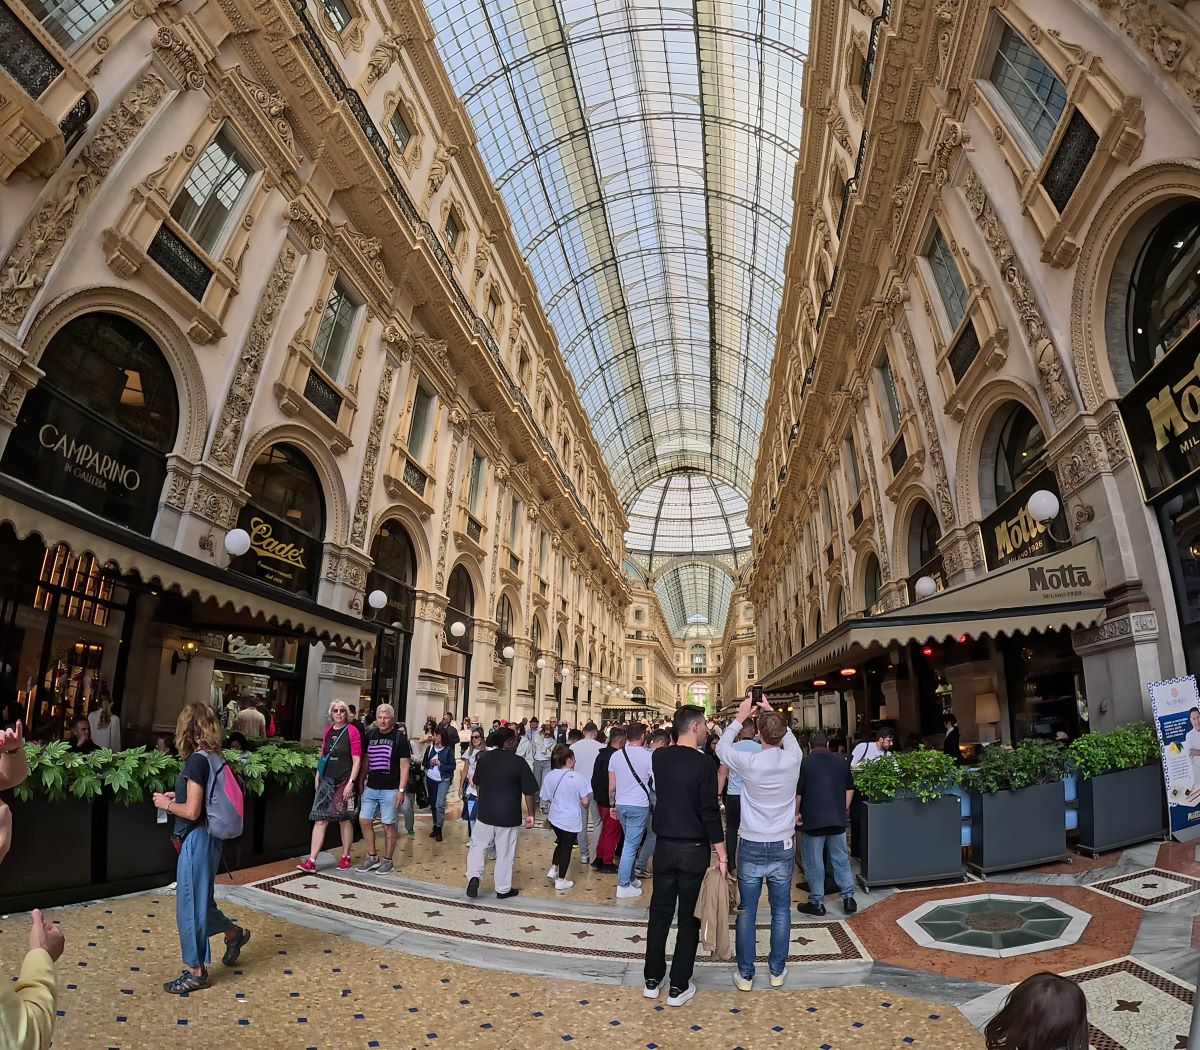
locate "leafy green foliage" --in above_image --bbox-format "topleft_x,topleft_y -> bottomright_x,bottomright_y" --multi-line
10,741 -> 319,805
1066,722 -> 1158,780
961,738 -> 1067,795
853,747 -> 961,803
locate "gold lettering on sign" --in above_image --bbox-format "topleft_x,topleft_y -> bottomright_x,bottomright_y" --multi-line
248,518 -> 306,569
993,504 -> 1049,562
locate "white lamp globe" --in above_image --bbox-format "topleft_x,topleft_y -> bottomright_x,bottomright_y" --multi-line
914,575 -> 938,599
536,657 -> 546,670
224,528 -> 252,557
579,673 -> 588,684
1027,489 -> 1060,525
562,666 -> 572,679
367,588 -> 388,610
450,620 -> 467,638
502,645 -> 515,660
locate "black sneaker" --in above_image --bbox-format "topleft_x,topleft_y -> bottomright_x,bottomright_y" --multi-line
842,896 -> 858,914
466,877 -> 480,898
591,858 -> 604,870
221,927 -> 251,967
643,979 -> 661,1000
496,888 -> 520,899
797,901 -> 826,916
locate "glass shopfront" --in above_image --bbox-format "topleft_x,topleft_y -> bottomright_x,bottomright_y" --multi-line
365,520 -> 416,720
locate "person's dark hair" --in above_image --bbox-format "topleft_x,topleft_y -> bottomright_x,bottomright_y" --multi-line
810,730 -> 829,748
550,743 -> 572,769
568,729 -> 583,743
608,727 -> 626,745
432,727 -> 446,746
984,972 -> 1087,1050
484,730 -> 500,748
647,728 -> 671,748
496,727 -> 517,749
583,721 -> 598,733
757,711 -> 787,746
1191,707 -> 1199,717
625,721 -> 647,743
876,725 -> 895,742
226,731 -> 248,751
74,717 -> 90,730
944,713 -> 959,728
672,705 -> 705,740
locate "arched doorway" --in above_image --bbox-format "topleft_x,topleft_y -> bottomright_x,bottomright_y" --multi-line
906,500 -> 943,601
367,520 -> 417,721
862,553 -> 882,615
0,313 -> 180,736
444,564 -> 474,718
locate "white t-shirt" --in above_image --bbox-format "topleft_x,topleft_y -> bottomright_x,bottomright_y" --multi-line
1185,728 -> 1200,756
611,743 -> 654,807
570,738 -> 603,788
850,741 -> 885,767
542,768 -> 590,832
88,711 -> 121,751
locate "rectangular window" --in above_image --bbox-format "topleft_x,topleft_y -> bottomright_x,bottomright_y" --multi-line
635,658 -> 644,680
819,487 -> 833,535
538,530 -> 547,573
321,0 -> 352,32
467,452 -> 485,515
747,655 -> 756,678
844,433 -> 862,494
987,21 -> 1067,157
486,293 -> 499,326
389,108 -> 412,153
24,0 -> 118,47
170,127 -> 253,255
407,384 -> 433,460
444,212 -> 461,251
926,226 -> 968,330
508,498 -> 521,548
311,279 -> 358,381
877,354 -> 903,437
634,608 -> 644,622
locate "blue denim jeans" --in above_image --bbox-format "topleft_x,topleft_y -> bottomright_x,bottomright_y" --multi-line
799,831 -> 855,905
428,776 -> 450,828
175,826 -> 235,968
615,804 -> 650,887
735,838 -> 794,979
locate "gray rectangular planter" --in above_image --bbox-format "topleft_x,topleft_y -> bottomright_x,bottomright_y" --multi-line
969,780 -> 1067,874
859,795 -> 964,890
1077,763 -> 1166,857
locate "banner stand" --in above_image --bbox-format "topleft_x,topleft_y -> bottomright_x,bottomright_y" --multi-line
1148,676 -> 1200,843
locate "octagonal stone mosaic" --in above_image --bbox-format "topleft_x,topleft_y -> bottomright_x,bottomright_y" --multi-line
897,894 -> 1092,958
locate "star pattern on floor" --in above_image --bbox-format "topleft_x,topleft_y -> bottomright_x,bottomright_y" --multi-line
1113,1000 -> 1141,1012
1088,868 -> 1200,908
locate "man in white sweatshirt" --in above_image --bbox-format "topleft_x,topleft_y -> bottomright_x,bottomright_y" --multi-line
716,694 -> 802,991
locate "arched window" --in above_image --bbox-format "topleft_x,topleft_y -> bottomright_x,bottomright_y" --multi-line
367,520 -> 417,630
908,501 -> 941,576
863,553 -> 882,614
992,405 -> 1046,507
496,594 -> 514,636
445,564 -> 474,650
245,444 -> 325,538
1127,200 -> 1200,381
690,644 -> 706,671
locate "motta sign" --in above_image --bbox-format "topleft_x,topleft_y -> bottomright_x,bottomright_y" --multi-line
1119,325 -> 1200,502
1,384 -> 166,534
228,505 -> 319,596
980,469 -> 1064,570
1026,560 -> 1093,596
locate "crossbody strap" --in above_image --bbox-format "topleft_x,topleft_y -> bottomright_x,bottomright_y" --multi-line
622,748 -> 654,809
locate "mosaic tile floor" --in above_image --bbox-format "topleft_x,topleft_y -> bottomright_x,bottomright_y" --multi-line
896,893 -> 1091,958
0,895 -> 982,1049
1067,958 -> 1194,1050
1089,869 -> 1200,909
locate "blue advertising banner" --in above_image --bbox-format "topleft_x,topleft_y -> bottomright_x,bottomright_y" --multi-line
1148,675 -> 1200,842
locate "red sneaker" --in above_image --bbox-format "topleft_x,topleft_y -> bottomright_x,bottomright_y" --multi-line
296,858 -> 317,873
337,855 -> 352,870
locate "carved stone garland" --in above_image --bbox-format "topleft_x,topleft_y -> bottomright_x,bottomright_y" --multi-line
0,70 -> 169,325
349,360 -> 396,547
897,321 -> 957,530
434,424 -> 464,590
211,246 -> 300,469
857,410 -> 892,582
961,168 -> 1077,425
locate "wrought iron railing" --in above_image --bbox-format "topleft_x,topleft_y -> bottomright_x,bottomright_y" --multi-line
303,368 -> 343,422
148,224 -> 213,301
402,458 -> 427,496
888,432 -> 908,477
1042,109 -> 1098,213
0,2 -> 61,102
59,92 -> 91,140
465,514 -> 483,543
947,319 -> 981,383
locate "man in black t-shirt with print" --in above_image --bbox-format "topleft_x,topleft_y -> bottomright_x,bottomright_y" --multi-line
465,727 -> 537,899
357,704 -> 410,875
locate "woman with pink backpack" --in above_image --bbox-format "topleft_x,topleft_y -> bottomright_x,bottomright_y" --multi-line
152,702 -> 250,995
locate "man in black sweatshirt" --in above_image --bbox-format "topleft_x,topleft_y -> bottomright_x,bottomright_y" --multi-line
640,706 -> 727,1008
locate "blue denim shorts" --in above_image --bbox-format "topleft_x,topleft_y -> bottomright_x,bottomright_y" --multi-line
360,786 -> 397,824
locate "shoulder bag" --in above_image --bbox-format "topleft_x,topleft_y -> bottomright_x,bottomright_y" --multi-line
622,748 -> 654,814
539,770 -> 564,815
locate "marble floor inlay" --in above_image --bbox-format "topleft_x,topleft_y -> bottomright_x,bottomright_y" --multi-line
896,893 -> 1092,958
1088,868 -> 1200,909
250,869 -> 870,965
1065,957 -> 1196,1050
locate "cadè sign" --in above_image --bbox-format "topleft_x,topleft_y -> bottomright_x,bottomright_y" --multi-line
227,505 -> 318,596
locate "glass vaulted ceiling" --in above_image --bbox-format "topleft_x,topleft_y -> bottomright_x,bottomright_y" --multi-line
426,0 -> 808,633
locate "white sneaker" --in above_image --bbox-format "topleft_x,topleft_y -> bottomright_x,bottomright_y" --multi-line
547,866 -> 558,880
615,884 -> 642,899
666,983 -> 696,1007
630,877 -> 643,889
554,879 -> 574,891
732,973 -> 753,992
643,980 -> 662,1000
770,967 -> 787,988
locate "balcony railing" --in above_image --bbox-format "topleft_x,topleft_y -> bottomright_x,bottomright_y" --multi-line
947,320 -> 982,383
888,433 -> 908,477
402,458 -> 428,497
1042,109 -> 1099,213
1,2 -> 58,98
303,368 -> 343,423
147,225 -> 213,302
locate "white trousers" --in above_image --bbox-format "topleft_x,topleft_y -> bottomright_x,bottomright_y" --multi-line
466,821 -> 520,893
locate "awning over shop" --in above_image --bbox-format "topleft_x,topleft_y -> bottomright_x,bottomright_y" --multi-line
0,491 -> 375,650
760,539 -> 1108,690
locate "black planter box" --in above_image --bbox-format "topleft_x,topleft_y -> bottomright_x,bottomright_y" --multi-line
859,794 -> 964,890
969,780 -> 1067,874
1077,763 -> 1166,857
1,796 -> 93,899
258,783 -> 317,859
105,799 -> 178,883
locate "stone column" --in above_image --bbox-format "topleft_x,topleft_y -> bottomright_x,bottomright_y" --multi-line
512,637 -> 533,722
1073,582 -> 1162,731
470,618 -> 498,725
412,590 -> 450,725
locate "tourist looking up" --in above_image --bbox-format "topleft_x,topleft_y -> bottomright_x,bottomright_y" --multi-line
570,722 -> 603,865
88,692 -> 122,751
717,696 -> 802,990
541,743 -> 591,891
152,702 -> 250,994
641,705 -> 726,1008
423,728 -> 455,842
298,700 -> 363,873
610,721 -> 654,897
717,718 -> 759,871
465,727 -> 537,899
357,704 -> 410,875
795,730 -> 856,917
591,726 -> 625,873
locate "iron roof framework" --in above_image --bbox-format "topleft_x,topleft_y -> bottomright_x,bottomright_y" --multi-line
427,0 -> 807,631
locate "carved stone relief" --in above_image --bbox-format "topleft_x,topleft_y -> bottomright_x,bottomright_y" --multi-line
897,321 -> 956,530
349,361 -> 395,547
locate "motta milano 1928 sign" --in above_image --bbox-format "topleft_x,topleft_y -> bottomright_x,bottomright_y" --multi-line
1119,325 -> 1200,503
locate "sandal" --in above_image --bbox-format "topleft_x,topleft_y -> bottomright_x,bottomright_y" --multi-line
163,969 -> 211,995
222,927 -> 251,967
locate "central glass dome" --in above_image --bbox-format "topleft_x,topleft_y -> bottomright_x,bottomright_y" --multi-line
624,473 -> 750,557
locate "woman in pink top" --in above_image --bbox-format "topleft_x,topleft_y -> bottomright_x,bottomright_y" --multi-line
297,700 -> 363,872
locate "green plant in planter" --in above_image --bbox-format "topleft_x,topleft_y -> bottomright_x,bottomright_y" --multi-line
961,738 -> 1067,795
854,748 -> 961,803
1066,722 -> 1157,780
